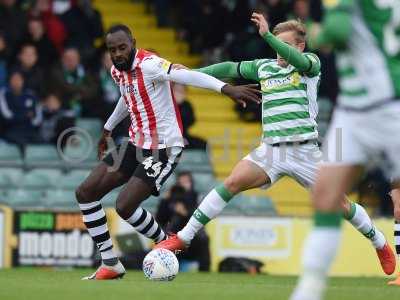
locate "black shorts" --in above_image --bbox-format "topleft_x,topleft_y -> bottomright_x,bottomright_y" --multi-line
103,142 -> 182,196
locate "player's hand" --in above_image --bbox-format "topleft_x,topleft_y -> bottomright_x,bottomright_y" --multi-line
97,129 -> 111,160
221,84 -> 261,108
172,63 -> 189,70
251,12 -> 269,36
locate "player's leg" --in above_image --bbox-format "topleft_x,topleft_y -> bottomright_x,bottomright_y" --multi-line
178,159 -> 269,243
155,158 -> 271,252
291,108 -> 367,300
115,176 -> 166,242
75,162 -> 129,279
115,147 -> 182,244
291,164 -> 361,300
291,143 -> 390,268
341,198 -> 383,246
388,186 -> 400,285
341,195 -> 395,274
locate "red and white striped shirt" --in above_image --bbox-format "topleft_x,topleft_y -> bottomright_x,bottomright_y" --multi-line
110,49 -> 184,149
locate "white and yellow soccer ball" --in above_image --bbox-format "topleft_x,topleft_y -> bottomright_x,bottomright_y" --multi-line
142,248 -> 179,281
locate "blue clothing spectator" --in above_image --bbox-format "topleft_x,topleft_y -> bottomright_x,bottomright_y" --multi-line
0,33 -> 9,89
0,71 -> 42,146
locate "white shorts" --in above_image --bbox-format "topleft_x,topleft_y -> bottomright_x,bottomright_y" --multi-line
323,102 -> 400,181
243,141 -> 323,189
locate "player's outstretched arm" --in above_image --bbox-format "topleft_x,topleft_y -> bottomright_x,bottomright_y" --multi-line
251,12 -> 319,76
195,62 -> 241,79
99,97 -> 129,159
168,68 -> 261,107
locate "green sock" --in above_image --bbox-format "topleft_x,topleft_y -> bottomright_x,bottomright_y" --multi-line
314,211 -> 343,227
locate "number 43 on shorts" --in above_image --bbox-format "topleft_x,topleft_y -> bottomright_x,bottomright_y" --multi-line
142,157 -> 163,178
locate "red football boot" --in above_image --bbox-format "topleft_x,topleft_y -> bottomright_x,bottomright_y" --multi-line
154,234 -> 187,254
82,261 -> 126,280
376,242 -> 396,275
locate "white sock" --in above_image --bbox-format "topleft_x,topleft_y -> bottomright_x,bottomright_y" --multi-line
178,185 -> 233,244
302,227 -> 342,277
125,207 -> 166,243
395,221 -> 400,260
79,201 -> 116,262
346,202 -> 386,249
292,211 -> 342,300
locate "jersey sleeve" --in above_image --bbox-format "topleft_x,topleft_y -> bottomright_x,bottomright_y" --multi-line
238,60 -> 260,81
140,56 -> 172,81
303,53 -> 321,77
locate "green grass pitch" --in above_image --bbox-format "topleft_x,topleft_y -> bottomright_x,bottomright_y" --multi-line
0,268 -> 398,300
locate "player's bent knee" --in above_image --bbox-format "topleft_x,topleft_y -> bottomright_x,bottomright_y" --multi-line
75,182 -> 98,203
75,184 -> 88,203
311,184 -> 336,211
115,195 -> 138,220
223,176 -> 242,195
115,200 -> 126,218
394,207 -> 400,221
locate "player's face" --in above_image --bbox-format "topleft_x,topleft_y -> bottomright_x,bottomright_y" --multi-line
106,31 -> 136,71
276,31 -> 305,67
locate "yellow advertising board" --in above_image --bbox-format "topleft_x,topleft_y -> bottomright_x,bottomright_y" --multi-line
207,217 -> 395,277
0,205 -> 15,268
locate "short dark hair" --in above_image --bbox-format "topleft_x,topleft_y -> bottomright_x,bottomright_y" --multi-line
106,24 -> 133,41
177,171 -> 192,179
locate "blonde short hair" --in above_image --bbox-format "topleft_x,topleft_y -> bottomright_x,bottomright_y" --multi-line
272,20 -> 306,43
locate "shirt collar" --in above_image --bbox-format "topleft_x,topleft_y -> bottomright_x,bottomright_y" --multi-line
130,49 -> 140,70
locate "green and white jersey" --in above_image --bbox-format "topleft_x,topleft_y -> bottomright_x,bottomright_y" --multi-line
239,53 -> 321,144
324,0 -> 400,108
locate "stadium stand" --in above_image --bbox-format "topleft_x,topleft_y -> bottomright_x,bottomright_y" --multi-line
0,0 -> 348,217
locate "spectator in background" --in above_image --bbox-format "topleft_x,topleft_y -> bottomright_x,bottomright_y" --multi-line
99,49 -> 120,116
0,33 -> 9,88
39,93 -> 75,145
47,47 -> 99,117
291,0 -> 311,23
173,83 -> 206,149
156,173 -> 210,271
99,48 -> 129,142
60,0 -> 104,67
0,0 -> 27,55
176,171 -> 199,204
28,0 -> 67,54
0,71 -> 41,146
24,18 -> 59,68
13,44 -> 44,96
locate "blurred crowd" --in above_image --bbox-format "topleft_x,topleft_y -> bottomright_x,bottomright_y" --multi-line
147,0 -> 338,121
146,0 -> 392,215
0,0 -> 392,214
0,0 -> 209,150
0,0 -> 123,147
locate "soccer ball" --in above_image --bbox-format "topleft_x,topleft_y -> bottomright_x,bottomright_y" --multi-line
142,248 -> 179,281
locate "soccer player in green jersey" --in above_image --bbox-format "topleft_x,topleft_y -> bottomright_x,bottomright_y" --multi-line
288,0 -> 400,299
155,13 -> 395,277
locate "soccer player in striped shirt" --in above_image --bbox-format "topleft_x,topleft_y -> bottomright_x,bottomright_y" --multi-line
76,24 -> 261,280
288,0 -> 400,298
156,13 -> 395,276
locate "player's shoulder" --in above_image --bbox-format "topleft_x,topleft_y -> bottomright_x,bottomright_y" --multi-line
304,52 -> 320,64
138,50 -> 171,75
253,58 -> 277,68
